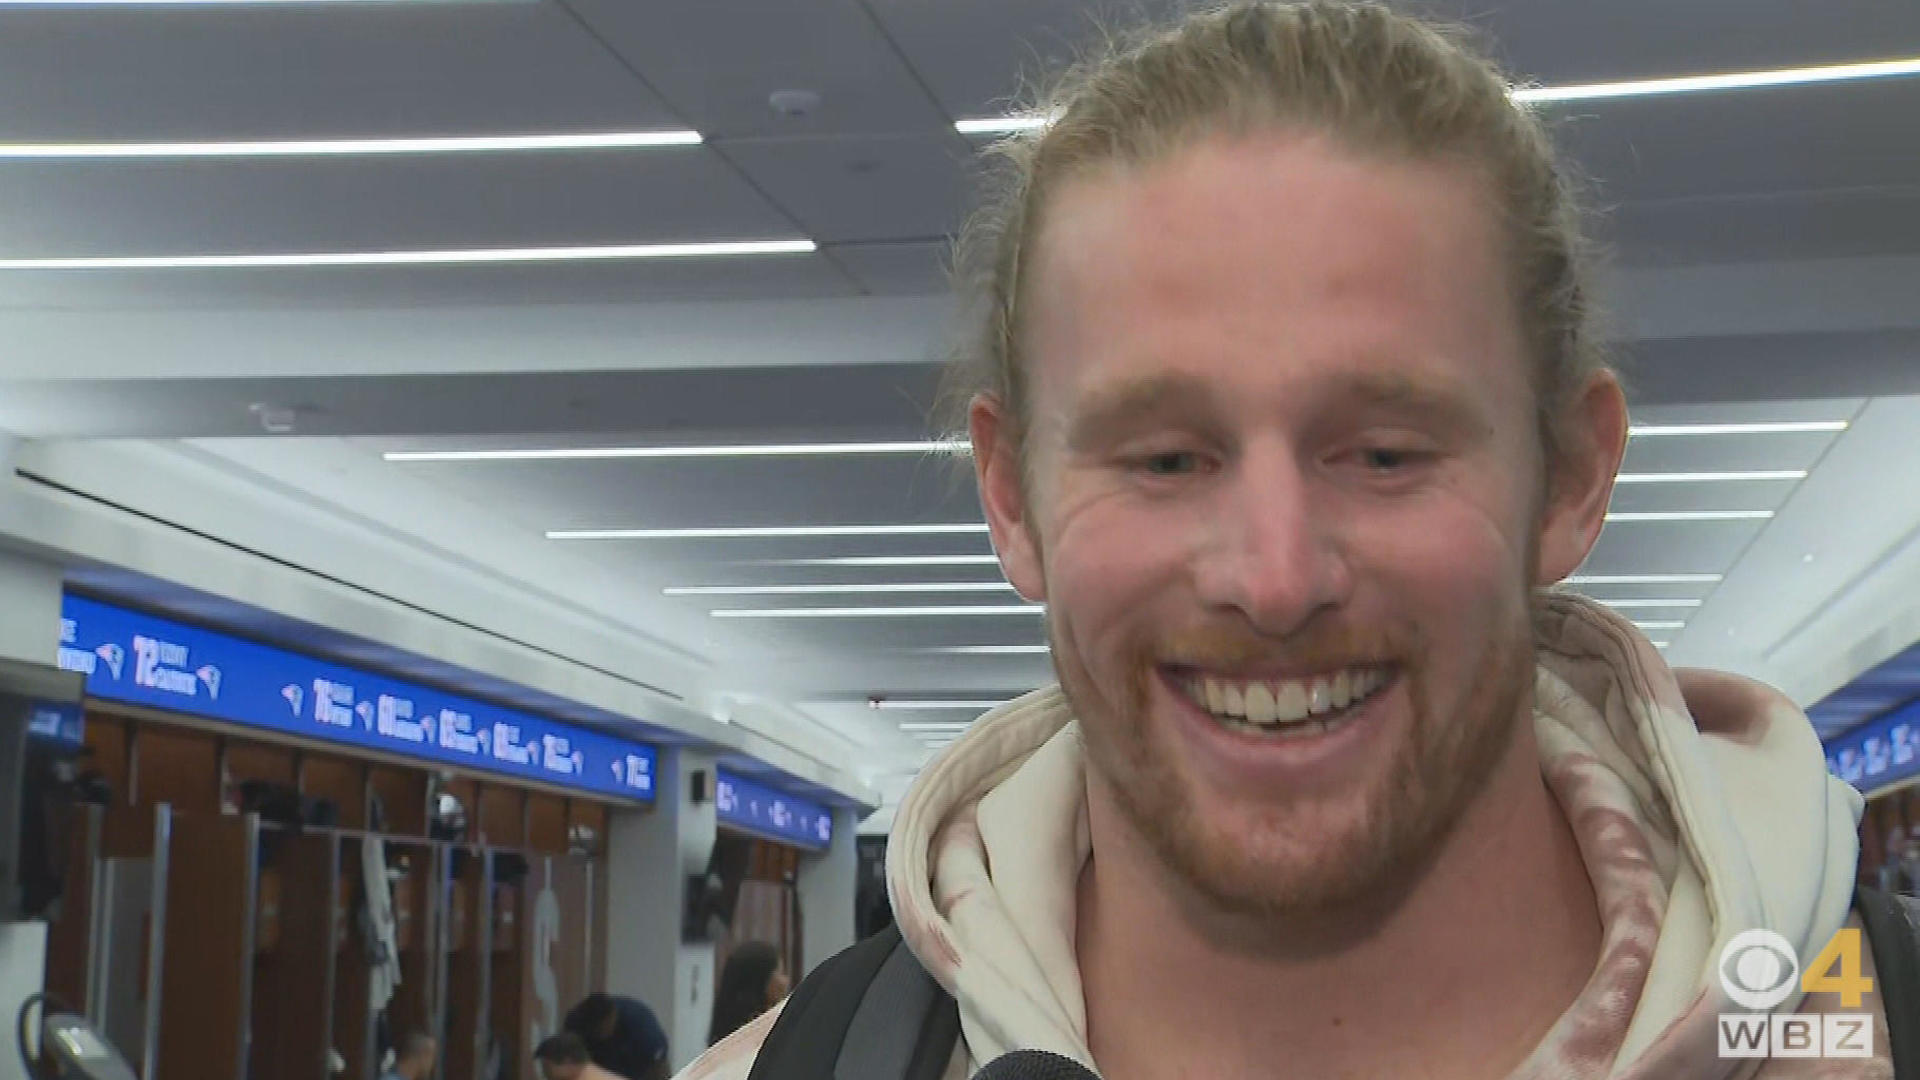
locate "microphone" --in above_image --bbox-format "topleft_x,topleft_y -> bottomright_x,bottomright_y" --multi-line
973,1049 -> 1100,1080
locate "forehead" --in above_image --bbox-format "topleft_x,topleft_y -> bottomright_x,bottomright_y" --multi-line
1021,132 -> 1526,418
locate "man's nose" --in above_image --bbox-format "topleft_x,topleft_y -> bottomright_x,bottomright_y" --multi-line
1190,447 -> 1351,637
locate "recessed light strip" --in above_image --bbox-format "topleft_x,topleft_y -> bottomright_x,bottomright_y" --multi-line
773,555 -> 1002,568
574,510 -> 1762,542
398,423 -> 1848,464
665,582 -> 1016,596
551,523 -> 988,541
879,701 -> 1007,712
0,131 -> 702,159
710,605 -> 1041,619
0,0 -> 483,5
1511,57 -> 1920,104
0,239 -> 815,271
1596,599 -> 1705,609
1633,620 -> 1689,630
921,645 -> 1051,655
1604,510 -> 1774,522
958,58 -> 1920,133
1614,470 -> 1806,483
387,439 -> 965,463
1565,574 -> 1722,585
1629,421 -> 1848,436
954,116 -> 1054,135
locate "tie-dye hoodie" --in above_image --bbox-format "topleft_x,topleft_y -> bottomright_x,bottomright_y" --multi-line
682,594 -> 1891,1079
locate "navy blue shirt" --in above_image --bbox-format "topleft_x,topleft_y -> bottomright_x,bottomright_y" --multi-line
565,996 -> 668,1079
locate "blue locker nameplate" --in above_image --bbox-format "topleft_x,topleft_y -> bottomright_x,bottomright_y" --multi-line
58,595 -> 655,802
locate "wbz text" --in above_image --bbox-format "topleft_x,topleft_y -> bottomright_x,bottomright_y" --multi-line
1717,928 -> 1874,1059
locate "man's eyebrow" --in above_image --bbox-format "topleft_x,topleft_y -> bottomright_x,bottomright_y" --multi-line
1062,374 -> 1219,452
1338,371 -> 1491,434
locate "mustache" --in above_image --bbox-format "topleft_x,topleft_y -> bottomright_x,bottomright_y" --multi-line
1143,623 -> 1417,672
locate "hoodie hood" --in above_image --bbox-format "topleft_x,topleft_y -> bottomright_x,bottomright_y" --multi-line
883,592 -> 1865,1077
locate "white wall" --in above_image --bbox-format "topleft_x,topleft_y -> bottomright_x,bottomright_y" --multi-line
604,748 -> 718,1076
797,807 -> 859,976
0,546 -> 61,1080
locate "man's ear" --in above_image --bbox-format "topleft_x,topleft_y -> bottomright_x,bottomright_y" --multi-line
1536,372 -> 1629,586
969,394 -> 1047,602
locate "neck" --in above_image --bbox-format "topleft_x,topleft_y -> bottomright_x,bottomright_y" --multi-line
1076,718 -> 1600,1080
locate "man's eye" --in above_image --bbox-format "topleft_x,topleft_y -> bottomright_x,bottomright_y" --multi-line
1359,447 -> 1424,471
1140,451 -> 1200,476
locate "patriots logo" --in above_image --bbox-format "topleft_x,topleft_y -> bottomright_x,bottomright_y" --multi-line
611,760 -> 624,782
571,751 -> 584,774
196,665 -> 222,699
477,727 -> 491,751
282,684 -> 305,716
356,701 -> 374,730
419,713 -> 437,744
95,644 -> 125,681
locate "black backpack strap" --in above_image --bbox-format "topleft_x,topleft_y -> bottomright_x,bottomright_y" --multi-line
747,926 -> 961,1080
1856,886 -> 1920,1078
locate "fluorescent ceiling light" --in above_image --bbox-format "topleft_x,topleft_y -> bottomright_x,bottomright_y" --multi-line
897,724 -> 979,734
963,56 -> 1920,136
386,439 -> 965,463
1604,510 -> 1774,522
1510,57 -> 1920,105
1565,573 -> 1722,585
883,701 -> 1004,713
772,555 -> 1002,568
0,239 -> 815,271
1633,620 -> 1688,631
710,604 -> 1042,619
666,582 -> 1016,596
921,645 -> 1051,655
954,115 -> 1054,135
1629,421 -> 1848,436
1614,470 -> 1807,483
1650,641 -> 1672,649
1597,599 -> 1704,609
0,131 -> 701,159
550,523 -> 988,541
0,0 -> 486,4
0,0 -> 454,4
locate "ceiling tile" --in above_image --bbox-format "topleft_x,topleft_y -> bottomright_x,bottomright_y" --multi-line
830,240 -> 953,295
1552,78 -> 1920,205
1606,188 -> 1920,268
566,0 -> 950,138
1620,432 -> 1843,474
0,4 -> 683,139
723,134 -> 976,244
1580,519 -> 1768,575
0,256 -> 859,312
0,151 -> 796,255
1606,480 -> 1800,515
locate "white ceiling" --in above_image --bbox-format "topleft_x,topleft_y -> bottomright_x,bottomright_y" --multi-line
1,0 -> 1918,787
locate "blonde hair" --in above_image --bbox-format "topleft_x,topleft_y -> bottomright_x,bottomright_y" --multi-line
945,0 -> 1608,465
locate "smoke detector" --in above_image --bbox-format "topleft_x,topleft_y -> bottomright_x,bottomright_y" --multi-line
769,89 -> 823,119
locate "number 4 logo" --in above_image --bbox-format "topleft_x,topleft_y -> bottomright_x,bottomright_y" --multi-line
1801,928 -> 1873,1007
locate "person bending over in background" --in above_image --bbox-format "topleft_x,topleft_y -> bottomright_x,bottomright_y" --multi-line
564,993 -> 669,1080
707,941 -> 792,1047
535,1033 -> 626,1080
679,2 -> 1903,1079
379,1032 -> 436,1080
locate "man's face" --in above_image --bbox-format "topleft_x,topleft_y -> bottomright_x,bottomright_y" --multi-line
405,1042 -> 438,1080
539,1063 -> 582,1080
976,133 -> 1602,916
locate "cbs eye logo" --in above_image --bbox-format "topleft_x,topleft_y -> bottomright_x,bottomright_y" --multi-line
1719,930 -> 1801,1010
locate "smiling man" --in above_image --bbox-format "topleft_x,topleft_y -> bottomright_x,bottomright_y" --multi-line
680,4 -> 1907,1080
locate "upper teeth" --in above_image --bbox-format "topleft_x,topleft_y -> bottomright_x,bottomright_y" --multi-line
1185,668 -> 1388,726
